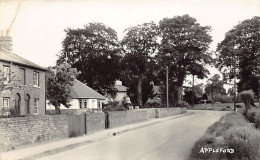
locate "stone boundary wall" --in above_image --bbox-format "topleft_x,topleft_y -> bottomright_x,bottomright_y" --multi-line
142,108 -> 158,119
0,115 -> 68,151
86,112 -> 105,134
157,107 -> 187,118
108,110 -> 148,128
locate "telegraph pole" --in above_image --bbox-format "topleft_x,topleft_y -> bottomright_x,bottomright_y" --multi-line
166,66 -> 169,108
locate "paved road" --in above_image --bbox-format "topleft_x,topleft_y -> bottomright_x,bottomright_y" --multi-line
38,110 -> 228,160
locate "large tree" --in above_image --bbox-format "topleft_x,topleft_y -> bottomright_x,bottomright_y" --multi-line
216,16 -> 260,95
204,74 -> 226,101
121,22 -> 160,107
46,63 -> 78,114
158,15 -> 212,102
57,23 -> 121,97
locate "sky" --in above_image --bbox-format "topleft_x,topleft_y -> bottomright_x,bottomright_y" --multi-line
0,0 -> 259,86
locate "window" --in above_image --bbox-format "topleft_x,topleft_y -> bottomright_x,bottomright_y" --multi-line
2,97 -> 10,108
83,100 -> 87,108
79,99 -> 87,109
3,66 -> 10,83
33,72 -> 39,86
19,68 -> 26,85
33,99 -> 39,114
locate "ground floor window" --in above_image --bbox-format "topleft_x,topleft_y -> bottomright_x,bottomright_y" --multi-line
2,97 -> 10,108
33,98 -> 39,114
79,99 -> 87,108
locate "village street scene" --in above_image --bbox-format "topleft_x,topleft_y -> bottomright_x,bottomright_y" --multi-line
0,0 -> 260,160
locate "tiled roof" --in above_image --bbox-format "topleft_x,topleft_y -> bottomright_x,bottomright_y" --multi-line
0,47 -> 46,71
115,85 -> 127,92
71,79 -> 106,100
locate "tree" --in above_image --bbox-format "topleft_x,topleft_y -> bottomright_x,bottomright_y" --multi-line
204,74 -> 226,102
121,22 -> 160,107
216,16 -> 260,96
158,14 -> 212,103
46,63 -> 77,114
57,23 -> 121,97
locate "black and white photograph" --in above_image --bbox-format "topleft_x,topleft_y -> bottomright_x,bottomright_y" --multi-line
0,0 -> 260,159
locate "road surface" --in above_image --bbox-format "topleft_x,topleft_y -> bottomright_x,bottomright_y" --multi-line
38,110 -> 228,160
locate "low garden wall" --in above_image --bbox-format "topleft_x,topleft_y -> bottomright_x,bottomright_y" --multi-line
86,112 -> 105,134
157,107 -> 187,118
108,110 -> 148,128
0,115 -> 68,151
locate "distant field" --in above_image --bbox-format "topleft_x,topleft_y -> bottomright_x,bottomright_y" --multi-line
187,103 -> 245,111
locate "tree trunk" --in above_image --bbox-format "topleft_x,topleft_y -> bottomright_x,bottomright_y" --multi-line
177,85 -> 183,103
137,74 -> 143,107
55,105 -> 61,114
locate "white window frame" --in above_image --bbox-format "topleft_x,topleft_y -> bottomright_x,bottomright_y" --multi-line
2,97 -> 10,108
3,66 -> 10,83
79,99 -> 83,109
33,98 -> 39,115
33,71 -> 39,87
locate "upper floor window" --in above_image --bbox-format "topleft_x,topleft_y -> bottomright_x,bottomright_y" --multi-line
33,71 -> 39,86
3,66 -> 10,83
19,68 -> 26,85
2,97 -> 10,108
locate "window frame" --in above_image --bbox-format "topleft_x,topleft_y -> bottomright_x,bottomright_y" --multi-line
33,98 -> 39,115
33,71 -> 39,87
2,97 -> 10,108
3,65 -> 10,83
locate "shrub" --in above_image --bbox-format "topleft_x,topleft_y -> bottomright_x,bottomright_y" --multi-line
224,125 -> 260,160
102,101 -> 127,112
239,90 -> 254,115
246,108 -> 260,129
176,101 -> 188,107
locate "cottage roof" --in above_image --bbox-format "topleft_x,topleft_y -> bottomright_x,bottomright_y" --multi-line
0,47 -> 46,71
71,79 -> 106,100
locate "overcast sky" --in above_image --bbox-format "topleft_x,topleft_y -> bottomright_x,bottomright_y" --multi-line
0,0 -> 259,85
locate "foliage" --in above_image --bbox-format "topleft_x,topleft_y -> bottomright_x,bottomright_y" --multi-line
216,16 -> 260,95
46,63 -> 78,114
102,101 -> 127,112
239,90 -> 254,115
246,108 -> 260,129
121,22 -> 160,107
57,22 -> 121,97
224,126 -> 260,160
189,112 -> 260,160
158,14 -> 212,102
214,94 -> 233,103
204,74 -> 226,101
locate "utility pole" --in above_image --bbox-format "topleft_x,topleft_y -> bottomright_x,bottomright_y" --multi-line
166,66 -> 169,108
192,75 -> 194,107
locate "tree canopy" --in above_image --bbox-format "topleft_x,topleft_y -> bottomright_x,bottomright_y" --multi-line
46,63 -> 78,114
158,14 -> 213,102
204,74 -> 226,101
120,22 -> 160,106
57,23 -> 121,97
216,16 -> 260,94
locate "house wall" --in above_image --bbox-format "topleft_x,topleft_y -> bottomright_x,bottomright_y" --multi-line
115,92 -> 127,102
0,115 -> 68,151
0,61 -> 46,115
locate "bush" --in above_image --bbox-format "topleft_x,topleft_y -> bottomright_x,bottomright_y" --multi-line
176,101 -> 188,107
224,125 -> 260,160
246,108 -> 260,129
143,102 -> 162,108
102,101 -> 127,112
214,94 -> 233,103
239,90 -> 254,115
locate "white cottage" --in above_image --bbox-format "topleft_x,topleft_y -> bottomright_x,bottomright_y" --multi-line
47,79 -> 106,111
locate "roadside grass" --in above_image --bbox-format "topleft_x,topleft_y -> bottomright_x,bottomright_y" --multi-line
189,112 -> 260,160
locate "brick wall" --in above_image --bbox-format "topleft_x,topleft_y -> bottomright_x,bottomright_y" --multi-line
157,107 -> 187,118
142,108 -> 158,119
0,115 -> 68,151
86,112 -> 105,134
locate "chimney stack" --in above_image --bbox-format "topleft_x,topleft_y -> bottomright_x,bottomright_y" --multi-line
0,30 -> 12,51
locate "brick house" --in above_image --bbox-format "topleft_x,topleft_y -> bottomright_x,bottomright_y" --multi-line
0,37 -> 46,115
